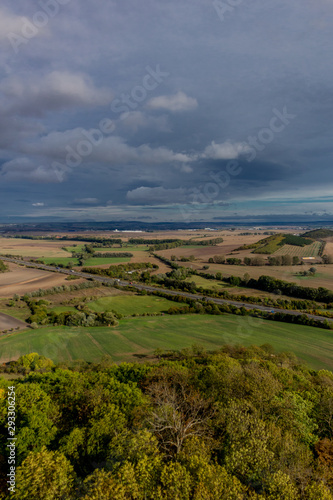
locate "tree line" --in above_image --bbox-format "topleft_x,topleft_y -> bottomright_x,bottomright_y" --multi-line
82,262 -> 158,280
149,238 -> 224,251
208,255 -> 306,266
24,298 -> 119,328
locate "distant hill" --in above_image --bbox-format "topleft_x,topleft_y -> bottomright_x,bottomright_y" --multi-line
238,233 -> 313,254
302,228 -> 333,239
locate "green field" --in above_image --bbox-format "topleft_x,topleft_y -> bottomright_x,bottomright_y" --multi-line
63,244 -> 85,253
87,295 -> 175,316
185,275 -> 226,290
253,234 -> 285,254
1,315 -> 333,370
64,244 -> 140,254
83,257 -> 131,266
120,245 -> 149,252
41,256 -> 130,267
0,300 -> 30,321
272,242 -> 322,258
42,257 -> 79,266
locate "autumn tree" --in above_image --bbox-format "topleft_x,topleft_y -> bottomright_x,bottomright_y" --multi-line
146,368 -> 214,456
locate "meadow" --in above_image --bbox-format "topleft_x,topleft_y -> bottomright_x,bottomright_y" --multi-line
41,257 -> 79,266
184,275 -> 227,290
1,314 -> 333,370
64,244 -> 148,253
41,256 -> 131,266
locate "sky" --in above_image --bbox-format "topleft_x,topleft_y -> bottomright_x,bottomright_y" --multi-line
0,0 -> 333,224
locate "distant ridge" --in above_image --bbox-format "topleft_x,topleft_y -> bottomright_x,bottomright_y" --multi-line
1,220 -> 333,233
302,228 -> 333,239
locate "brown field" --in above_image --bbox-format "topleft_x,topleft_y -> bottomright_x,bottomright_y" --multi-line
0,237 -> 82,258
156,231 -> 273,262
0,263 -> 80,297
323,238 -> 333,257
0,312 -> 27,332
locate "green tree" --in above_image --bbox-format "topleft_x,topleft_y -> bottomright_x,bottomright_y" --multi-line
223,401 -> 274,487
14,447 -> 75,500
304,482 -> 333,500
158,462 -> 191,500
193,464 -> 245,500
15,383 -> 59,462
82,469 -> 127,500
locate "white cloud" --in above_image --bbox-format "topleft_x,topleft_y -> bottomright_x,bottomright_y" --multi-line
0,8 -> 37,43
0,71 -> 113,117
24,130 -> 194,166
202,140 -> 251,160
147,91 -> 198,112
32,202 -> 45,207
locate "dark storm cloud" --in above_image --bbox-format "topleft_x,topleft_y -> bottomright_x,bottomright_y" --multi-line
0,0 -> 333,221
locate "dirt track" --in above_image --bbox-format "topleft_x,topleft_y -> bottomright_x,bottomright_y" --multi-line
0,312 -> 27,331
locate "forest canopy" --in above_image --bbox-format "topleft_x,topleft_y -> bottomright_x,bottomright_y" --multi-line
1,345 -> 333,499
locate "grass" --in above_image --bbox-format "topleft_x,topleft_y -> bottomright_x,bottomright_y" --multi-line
42,257 -> 79,266
254,234 -> 285,254
185,275 -> 226,290
295,272 -> 326,281
48,305 -> 78,314
41,256 -> 130,267
87,295 -> 175,316
64,245 -> 138,254
0,300 -> 30,321
119,245 -> 149,252
1,315 -> 333,370
83,257 -> 131,266
63,244 -> 85,253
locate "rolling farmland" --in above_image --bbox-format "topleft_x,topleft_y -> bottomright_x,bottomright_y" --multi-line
1,314 -> 333,370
